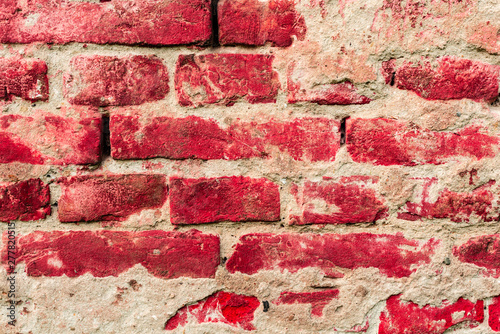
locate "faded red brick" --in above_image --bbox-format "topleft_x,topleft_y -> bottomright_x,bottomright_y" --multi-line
2,229 -> 219,278
273,290 -> 339,317
384,57 -> 500,102
170,176 -> 280,225
489,296 -> 500,332
64,55 -> 169,106
347,118 -> 498,166
175,54 -> 280,107
165,291 -> 260,331
288,80 -> 371,105
379,295 -> 484,334
226,233 -> 439,278
218,0 -> 306,47
398,178 -> 497,223
0,0 -> 211,45
110,114 -> 339,162
58,174 -> 167,222
0,57 -> 48,102
453,235 -> 500,277
0,179 -> 50,222
290,176 -> 388,225
0,113 -> 101,165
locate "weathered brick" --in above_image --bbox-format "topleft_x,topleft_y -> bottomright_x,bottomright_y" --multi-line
290,176 -> 388,225
170,176 -> 280,225
58,174 -> 167,222
398,178 -> 497,223
64,55 -> 169,106
0,179 -> 50,222
0,113 -> 101,165
218,0 -> 306,47
110,114 -> 339,162
379,295 -> 484,334
467,23 -> 500,55
2,229 -> 219,278
453,235 -> 500,277
0,57 -> 48,102
288,80 -> 371,105
489,296 -> 500,332
347,118 -> 498,166
226,233 -> 439,278
273,290 -> 339,317
175,54 -> 280,107
165,291 -> 260,331
0,0 -> 211,45
383,57 -> 500,102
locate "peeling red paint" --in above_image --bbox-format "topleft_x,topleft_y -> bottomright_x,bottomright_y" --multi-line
347,118 -> 498,166
175,54 -> 280,107
389,57 -> 500,102
169,176 -> 280,225
290,176 -> 388,225
0,179 -> 50,222
288,80 -> 371,105
2,230 -> 219,278
218,0 -> 306,47
110,114 -> 339,162
226,233 -> 439,278
0,113 -> 101,165
0,57 -> 48,102
398,178 -> 497,222
379,295 -> 484,334
273,290 -> 339,316
0,0 -> 211,45
58,174 -> 167,222
453,235 -> 500,277
489,296 -> 500,331
165,291 -> 260,331
64,55 -> 169,106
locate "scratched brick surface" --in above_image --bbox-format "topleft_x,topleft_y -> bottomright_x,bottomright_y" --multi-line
0,0 -> 500,333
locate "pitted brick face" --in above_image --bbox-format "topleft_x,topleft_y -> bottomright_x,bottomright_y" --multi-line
175,54 -> 281,106
64,55 -> 169,106
57,174 -> 168,222
169,176 -> 280,225
0,0 -> 212,45
0,57 -> 49,102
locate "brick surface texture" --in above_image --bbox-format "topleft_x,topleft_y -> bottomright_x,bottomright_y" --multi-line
0,0 -> 500,332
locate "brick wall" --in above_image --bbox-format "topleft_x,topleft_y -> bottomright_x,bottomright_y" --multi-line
0,0 -> 500,333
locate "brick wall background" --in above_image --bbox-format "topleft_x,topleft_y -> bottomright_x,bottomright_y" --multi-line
0,0 -> 500,333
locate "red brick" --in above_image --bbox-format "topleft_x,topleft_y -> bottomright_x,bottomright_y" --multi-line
2,229 -> 219,278
489,296 -> 500,332
0,113 -> 101,165
0,57 -> 48,102
288,80 -> 371,105
0,179 -> 50,222
57,174 -> 167,222
226,233 -> 439,278
379,295 -> 484,334
170,176 -> 280,225
110,114 -> 339,162
347,118 -> 498,166
175,54 -> 280,107
273,290 -> 339,317
165,291 -> 260,331
453,235 -> 500,277
0,0 -> 211,45
218,0 -> 306,47
64,55 -> 169,107
398,178 -> 497,223
290,176 -> 388,225
383,57 -> 500,102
